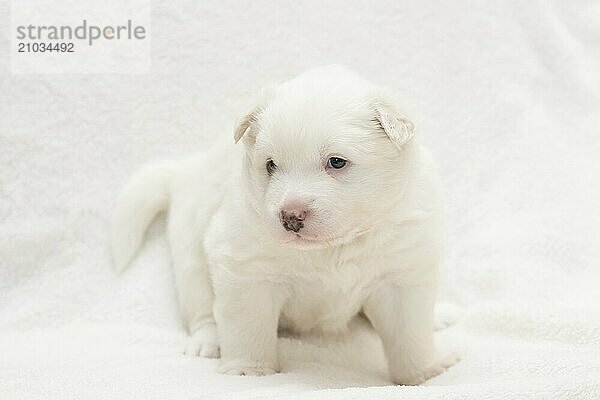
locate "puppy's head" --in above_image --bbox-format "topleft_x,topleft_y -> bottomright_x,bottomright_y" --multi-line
235,66 -> 415,249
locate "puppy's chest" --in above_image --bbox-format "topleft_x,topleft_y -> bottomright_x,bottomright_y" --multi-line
278,259 -> 376,334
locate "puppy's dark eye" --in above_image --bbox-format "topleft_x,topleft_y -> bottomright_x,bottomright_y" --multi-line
266,159 -> 277,175
328,157 -> 347,169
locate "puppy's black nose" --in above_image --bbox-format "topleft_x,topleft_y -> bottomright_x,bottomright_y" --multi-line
279,209 -> 306,233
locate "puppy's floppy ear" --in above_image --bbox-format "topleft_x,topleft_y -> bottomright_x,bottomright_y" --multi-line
233,106 -> 263,144
372,100 -> 415,150
233,85 -> 276,144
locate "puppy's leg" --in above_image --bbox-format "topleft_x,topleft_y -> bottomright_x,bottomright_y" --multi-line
364,281 -> 459,385
168,204 -> 219,358
213,279 -> 286,376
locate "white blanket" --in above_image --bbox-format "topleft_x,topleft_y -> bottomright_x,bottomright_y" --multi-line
2,1 -> 599,399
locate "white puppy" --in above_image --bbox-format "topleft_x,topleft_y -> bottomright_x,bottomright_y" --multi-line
112,66 -> 458,385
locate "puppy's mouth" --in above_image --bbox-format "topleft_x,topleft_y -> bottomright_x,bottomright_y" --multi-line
280,228 -> 369,249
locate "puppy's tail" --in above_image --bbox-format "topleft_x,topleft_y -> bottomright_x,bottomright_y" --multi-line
111,162 -> 173,272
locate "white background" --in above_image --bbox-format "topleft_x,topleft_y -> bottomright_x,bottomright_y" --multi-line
1,1 -> 599,399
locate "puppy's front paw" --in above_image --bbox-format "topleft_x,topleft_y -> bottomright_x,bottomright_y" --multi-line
184,326 -> 220,358
393,352 -> 460,385
218,360 -> 279,376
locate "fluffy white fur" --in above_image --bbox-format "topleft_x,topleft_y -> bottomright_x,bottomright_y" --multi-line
112,66 -> 458,385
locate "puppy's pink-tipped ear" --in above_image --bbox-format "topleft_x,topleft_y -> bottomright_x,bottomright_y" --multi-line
233,107 -> 262,144
233,85 -> 276,144
373,101 -> 415,150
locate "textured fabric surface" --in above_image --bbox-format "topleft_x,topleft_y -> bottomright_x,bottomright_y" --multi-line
1,1 -> 600,399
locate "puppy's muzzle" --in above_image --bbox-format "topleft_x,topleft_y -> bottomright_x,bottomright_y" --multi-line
279,209 -> 307,233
